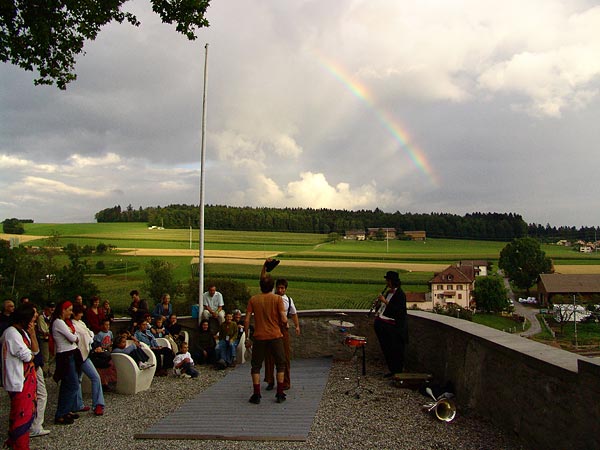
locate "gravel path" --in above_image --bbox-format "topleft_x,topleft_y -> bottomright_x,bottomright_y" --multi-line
1,360 -> 526,450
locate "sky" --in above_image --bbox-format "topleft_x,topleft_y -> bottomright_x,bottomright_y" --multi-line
1,0 -> 600,227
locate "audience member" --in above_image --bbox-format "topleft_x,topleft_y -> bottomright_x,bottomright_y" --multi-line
111,335 -> 153,369
85,296 -> 105,334
165,314 -> 185,347
90,319 -> 117,390
0,299 -> 15,335
196,319 -> 217,365
152,293 -> 173,319
134,320 -> 174,376
36,302 -> 55,377
216,312 -> 238,367
1,303 -> 39,447
51,301 -> 82,425
30,304 -> 51,438
202,285 -> 225,325
127,290 -> 149,331
173,342 -> 199,378
100,299 -> 114,324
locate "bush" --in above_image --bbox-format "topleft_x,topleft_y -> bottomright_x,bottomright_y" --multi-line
95,261 -> 105,270
2,218 -> 24,234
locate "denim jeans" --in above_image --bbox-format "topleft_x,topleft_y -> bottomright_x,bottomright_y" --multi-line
76,358 -> 105,409
55,353 -> 79,419
216,340 -> 235,365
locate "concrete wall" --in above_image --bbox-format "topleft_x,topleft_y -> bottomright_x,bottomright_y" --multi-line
117,310 -> 599,450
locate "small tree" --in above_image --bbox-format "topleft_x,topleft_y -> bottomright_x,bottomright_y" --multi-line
499,237 -> 553,294
144,259 -> 178,305
473,276 -> 509,312
2,218 -> 24,234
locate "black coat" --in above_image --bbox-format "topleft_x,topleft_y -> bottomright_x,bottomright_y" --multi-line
382,287 -> 408,343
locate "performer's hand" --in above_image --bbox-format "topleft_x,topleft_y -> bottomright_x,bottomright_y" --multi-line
295,326 -> 301,336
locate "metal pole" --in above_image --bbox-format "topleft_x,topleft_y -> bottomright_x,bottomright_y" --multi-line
573,294 -> 578,349
198,43 -> 208,324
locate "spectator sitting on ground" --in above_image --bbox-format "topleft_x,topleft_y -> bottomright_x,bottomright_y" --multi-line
202,285 -> 225,325
111,335 -> 153,370
173,342 -> 199,378
196,319 -> 217,365
152,293 -> 173,320
134,321 -> 174,376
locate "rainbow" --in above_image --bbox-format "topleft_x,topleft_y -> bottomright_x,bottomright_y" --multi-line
316,54 -> 439,186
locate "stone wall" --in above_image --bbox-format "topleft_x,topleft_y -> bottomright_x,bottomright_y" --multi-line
116,310 -> 599,450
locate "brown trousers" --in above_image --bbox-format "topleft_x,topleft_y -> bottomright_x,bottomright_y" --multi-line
264,326 -> 290,388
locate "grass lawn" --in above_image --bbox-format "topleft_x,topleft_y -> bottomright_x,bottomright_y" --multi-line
472,313 -> 527,333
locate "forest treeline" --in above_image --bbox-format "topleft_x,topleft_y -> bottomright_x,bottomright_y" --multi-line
91,204 -> 591,241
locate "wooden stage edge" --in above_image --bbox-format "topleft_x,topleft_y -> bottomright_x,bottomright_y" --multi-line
134,433 -> 306,441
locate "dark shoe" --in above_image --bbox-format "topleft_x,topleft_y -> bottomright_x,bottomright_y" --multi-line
249,393 -> 261,404
276,393 -> 286,403
383,373 -> 393,378
66,413 -> 79,420
265,383 -> 274,391
94,405 -> 104,416
54,416 -> 74,425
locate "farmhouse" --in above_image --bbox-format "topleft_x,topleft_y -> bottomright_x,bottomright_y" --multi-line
403,230 -> 426,241
367,227 -> 396,239
344,229 -> 366,240
456,259 -> 489,276
537,273 -> 600,306
429,264 -> 476,309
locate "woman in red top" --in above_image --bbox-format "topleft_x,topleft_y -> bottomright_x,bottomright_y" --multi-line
85,296 -> 105,334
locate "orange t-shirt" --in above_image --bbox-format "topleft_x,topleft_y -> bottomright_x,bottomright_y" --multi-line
246,292 -> 285,340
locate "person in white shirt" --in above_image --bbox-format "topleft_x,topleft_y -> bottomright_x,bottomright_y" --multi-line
202,285 -> 225,325
1,303 -> 39,448
173,342 -> 199,378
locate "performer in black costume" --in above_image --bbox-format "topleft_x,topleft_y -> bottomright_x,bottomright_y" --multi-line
374,270 -> 408,377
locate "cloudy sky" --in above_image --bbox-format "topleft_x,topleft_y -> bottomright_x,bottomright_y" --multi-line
1,0 -> 599,227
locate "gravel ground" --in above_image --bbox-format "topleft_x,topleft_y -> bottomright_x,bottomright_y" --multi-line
0,360 -> 527,450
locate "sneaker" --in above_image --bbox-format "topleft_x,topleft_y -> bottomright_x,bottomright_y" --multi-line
30,429 -> 50,437
265,383 -> 274,391
139,362 -> 155,370
248,393 -> 261,404
180,373 -> 192,379
94,405 -> 104,416
276,393 -> 286,403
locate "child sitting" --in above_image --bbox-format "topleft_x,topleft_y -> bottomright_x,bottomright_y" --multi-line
112,335 -> 154,370
173,342 -> 199,378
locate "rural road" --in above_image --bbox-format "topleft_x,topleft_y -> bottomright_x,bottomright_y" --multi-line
500,271 -> 542,337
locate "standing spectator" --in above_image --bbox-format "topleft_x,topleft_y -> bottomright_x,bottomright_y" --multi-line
216,313 -> 238,367
0,299 -> 15,335
100,299 -> 114,324
36,302 -> 55,376
244,263 -> 288,404
74,295 -> 87,313
1,303 -> 39,448
128,290 -> 149,331
202,285 -> 225,325
85,296 -> 105,334
51,301 -> 82,425
263,278 -> 301,391
72,304 -> 105,416
30,305 -> 50,438
152,293 -> 173,319
134,320 -> 174,376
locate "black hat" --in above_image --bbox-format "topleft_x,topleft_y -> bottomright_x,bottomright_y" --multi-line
265,259 -> 280,272
384,271 -> 400,282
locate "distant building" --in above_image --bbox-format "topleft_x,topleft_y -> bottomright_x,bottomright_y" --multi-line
403,230 -> 426,241
456,260 -> 489,277
538,274 -> 600,306
580,246 -> 593,253
367,227 -> 396,239
429,264 -> 477,309
344,230 -> 366,240
406,292 -> 428,309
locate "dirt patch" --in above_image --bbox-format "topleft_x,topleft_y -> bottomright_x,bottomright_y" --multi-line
0,233 -> 46,244
553,265 -> 600,274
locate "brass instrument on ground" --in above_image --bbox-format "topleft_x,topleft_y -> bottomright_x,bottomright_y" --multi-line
422,387 -> 457,422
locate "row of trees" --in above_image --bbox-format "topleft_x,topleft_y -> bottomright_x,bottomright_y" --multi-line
527,223 -> 600,243
95,204 -> 530,240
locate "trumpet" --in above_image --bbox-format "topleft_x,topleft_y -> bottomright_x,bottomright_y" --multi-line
368,287 -> 388,316
422,387 -> 457,422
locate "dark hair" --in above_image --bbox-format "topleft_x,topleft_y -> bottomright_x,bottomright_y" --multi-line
11,303 -> 36,327
130,290 -> 139,297
200,319 -> 209,326
260,276 -> 275,293
275,279 -> 288,289
73,304 -> 85,316
89,295 -> 100,306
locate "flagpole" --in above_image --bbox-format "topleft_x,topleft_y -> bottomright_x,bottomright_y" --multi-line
198,43 -> 208,324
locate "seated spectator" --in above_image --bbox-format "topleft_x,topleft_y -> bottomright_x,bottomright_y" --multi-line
202,285 -> 225,325
111,336 -> 153,370
91,319 -> 117,390
152,293 -> 173,320
165,314 -> 185,346
173,342 -> 199,378
232,309 -> 253,348
196,319 -> 217,365
150,315 -> 167,338
215,313 -> 238,367
134,321 -> 174,376
85,296 -> 105,334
